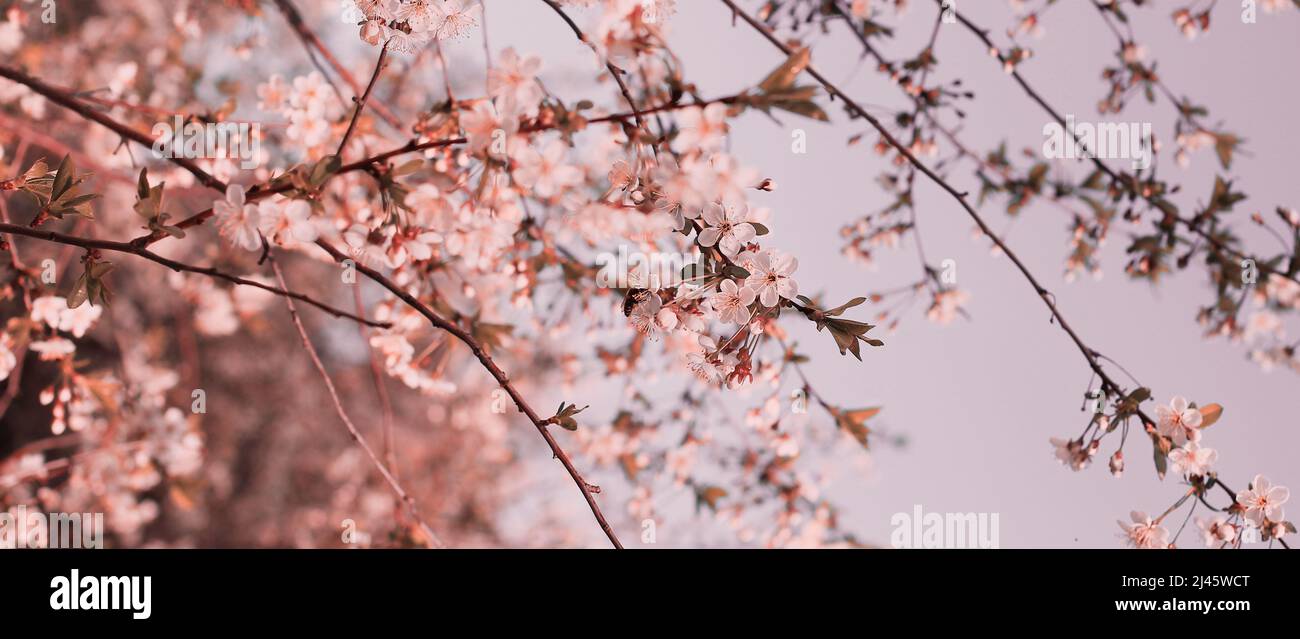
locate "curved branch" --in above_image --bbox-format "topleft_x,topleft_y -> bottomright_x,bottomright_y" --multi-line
313,238 -> 624,548
0,222 -> 388,328
269,254 -> 445,548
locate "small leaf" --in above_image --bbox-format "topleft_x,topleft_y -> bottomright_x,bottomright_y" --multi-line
137,168 -> 150,201
1198,403 -> 1223,429
51,154 -> 73,200
695,486 -> 728,513
1213,133 -> 1240,170
66,273 -> 89,309
758,47 -> 812,93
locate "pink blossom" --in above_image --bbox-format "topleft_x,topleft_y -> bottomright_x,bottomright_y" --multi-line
698,201 -> 756,258
744,249 -> 798,307
1155,396 -> 1203,446
488,47 -> 543,115
1118,511 -> 1169,549
213,185 -> 262,252
675,103 -> 729,152
1195,516 -> 1237,548
709,279 -> 755,325
1236,474 -> 1289,527
514,139 -> 583,199
1168,441 -> 1216,478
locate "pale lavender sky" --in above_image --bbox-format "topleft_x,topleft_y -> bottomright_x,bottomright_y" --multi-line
408,0 -> 1299,547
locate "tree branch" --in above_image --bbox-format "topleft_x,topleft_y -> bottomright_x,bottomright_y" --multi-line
269,254 -> 445,548
270,0 -> 404,130
313,238 -> 624,548
0,222 -> 388,328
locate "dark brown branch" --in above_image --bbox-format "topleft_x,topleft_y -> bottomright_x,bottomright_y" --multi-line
314,238 -> 625,548
0,65 -> 226,192
0,222 -> 389,328
718,0 -> 1130,402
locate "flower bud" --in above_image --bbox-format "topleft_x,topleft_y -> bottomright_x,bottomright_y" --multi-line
1109,450 -> 1124,478
360,19 -> 385,46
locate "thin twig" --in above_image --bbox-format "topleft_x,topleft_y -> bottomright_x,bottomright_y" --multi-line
269,254 -> 445,549
934,0 -> 1300,287
538,0 -> 646,131
336,42 -> 391,159
270,0 -> 404,130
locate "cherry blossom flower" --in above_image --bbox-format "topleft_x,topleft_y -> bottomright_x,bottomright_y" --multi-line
255,74 -> 288,113
1195,516 -> 1237,548
1118,511 -> 1169,549
1050,436 -> 1094,471
1167,440 -> 1216,477
259,199 -> 319,244
194,288 -> 240,336
388,227 -> 443,266
487,48 -> 543,115
629,294 -> 677,339
1155,395 -> 1202,446
926,289 -> 970,325
31,295 -> 103,337
343,222 -> 393,268
698,201 -> 757,258
289,72 -> 331,118
709,279 -> 755,325
286,110 -> 331,148
30,295 -> 65,330
1235,474 -> 1289,528
213,185 -> 262,252
744,249 -> 798,307
461,100 -> 515,157
359,18 -> 387,46
1244,310 -> 1284,342
514,139 -> 583,199
398,0 -> 442,32
354,0 -> 396,21
0,10 -> 21,56
30,338 -> 75,360
58,302 -> 103,338
675,103 -> 729,152
431,0 -> 481,40
685,335 -> 734,383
